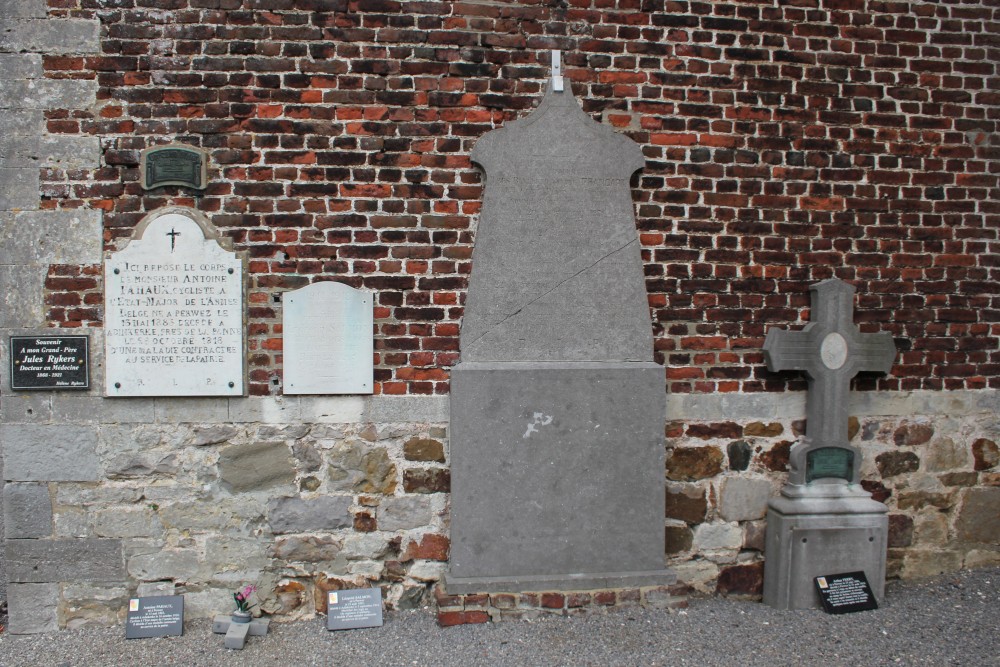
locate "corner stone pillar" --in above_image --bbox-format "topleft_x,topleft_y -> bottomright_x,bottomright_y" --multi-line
0,1 -> 106,634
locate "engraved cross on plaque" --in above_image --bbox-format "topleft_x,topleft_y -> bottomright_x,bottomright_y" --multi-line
167,227 -> 181,251
764,278 -> 896,451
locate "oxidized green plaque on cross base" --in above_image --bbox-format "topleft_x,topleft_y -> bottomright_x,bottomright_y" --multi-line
140,145 -> 208,190
806,447 -> 854,483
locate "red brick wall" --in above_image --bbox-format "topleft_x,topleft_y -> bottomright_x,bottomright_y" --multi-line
41,0 -> 999,396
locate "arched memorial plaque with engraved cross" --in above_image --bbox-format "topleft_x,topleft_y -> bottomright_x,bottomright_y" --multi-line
104,207 -> 246,397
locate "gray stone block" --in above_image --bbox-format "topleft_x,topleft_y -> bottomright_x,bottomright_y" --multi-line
955,487 -> 1000,544
296,396 -> 365,423
51,396 -> 156,424
0,0 -> 47,19
218,441 -> 296,493
2,210 -> 103,265
2,423 -> 100,481
376,496 -> 434,532
0,392 -> 52,423
363,395 -> 449,423
0,135 -> 41,168
39,135 -> 102,168
446,361 -> 673,592
127,549 -> 199,581
3,482 -> 52,538
0,78 -> 98,111
0,135 -> 100,169
0,53 -> 42,79
718,477 -> 773,522
0,167 -> 39,209
7,538 -> 124,583
228,396 -> 300,423
0,266 -> 45,328
6,583 -> 58,634
0,455 -> 4,598
0,109 -> 43,137
94,508 -> 163,538
266,495 -> 353,534
154,398 -> 229,423
191,424 -> 240,447
0,18 -> 100,54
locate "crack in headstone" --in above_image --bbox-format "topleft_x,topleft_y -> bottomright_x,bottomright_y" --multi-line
465,237 -> 637,350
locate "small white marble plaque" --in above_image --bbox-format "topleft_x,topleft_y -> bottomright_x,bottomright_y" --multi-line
283,281 -> 373,395
104,209 -> 245,397
820,332 -> 848,370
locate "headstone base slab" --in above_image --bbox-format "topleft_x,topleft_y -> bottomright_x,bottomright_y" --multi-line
763,495 -> 888,610
443,569 -> 676,595
448,361 -> 673,589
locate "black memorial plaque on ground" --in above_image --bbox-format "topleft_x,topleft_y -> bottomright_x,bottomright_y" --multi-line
326,588 -> 383,631
141,145 -> 207,190
815,571 -> 879,614
9,335 -> 89,390
125,595 -> 184,639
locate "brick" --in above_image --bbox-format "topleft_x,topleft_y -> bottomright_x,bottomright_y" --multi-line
437,610 -> 489,627
402,533 -> 450,561
541,593 -> 565,609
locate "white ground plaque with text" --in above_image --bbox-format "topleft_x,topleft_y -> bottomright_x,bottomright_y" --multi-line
104,209 -> 245,397
283,281 -> 373,394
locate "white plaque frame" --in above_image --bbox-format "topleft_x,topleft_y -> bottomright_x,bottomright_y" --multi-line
104,207 -> 247,397
282,281 -> 374,395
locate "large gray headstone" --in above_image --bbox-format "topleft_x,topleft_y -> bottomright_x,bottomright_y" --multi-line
104,207 -> 246,397
460,83 -> 651,362
761,278 -> 896,610
445,76 -> 674,594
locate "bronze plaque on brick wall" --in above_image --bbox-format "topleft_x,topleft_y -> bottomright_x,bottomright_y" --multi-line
140,145 -> 208,190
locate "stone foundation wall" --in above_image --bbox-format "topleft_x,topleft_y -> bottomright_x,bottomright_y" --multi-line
1,381 -> 452,633
2,386 -> 996,632
661,390 -> 1000,596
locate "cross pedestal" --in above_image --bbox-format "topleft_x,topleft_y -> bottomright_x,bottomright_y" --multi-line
212,615 -> 269,650
761,278 -> 896,610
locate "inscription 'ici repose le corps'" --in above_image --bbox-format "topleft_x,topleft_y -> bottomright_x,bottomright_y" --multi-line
105,211 -> 245,397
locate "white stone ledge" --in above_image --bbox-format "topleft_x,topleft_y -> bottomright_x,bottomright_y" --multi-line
665,389 -> 999,422
3,387 -> 995,427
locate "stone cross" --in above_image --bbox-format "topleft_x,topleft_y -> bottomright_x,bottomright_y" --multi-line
213,615 -> 269,650
764,278 -> 895,449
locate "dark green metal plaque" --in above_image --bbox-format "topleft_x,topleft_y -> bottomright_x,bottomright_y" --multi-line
806,446 -> 854,483
141,145 -> 208,190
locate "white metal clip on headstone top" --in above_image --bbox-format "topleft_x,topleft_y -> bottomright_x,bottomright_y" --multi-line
551,49 -> 564,92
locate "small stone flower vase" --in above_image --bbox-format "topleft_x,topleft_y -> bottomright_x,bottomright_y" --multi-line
231,610 -> 252,624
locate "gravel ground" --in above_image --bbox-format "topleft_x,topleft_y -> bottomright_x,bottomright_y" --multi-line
0,568 -> 996,667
